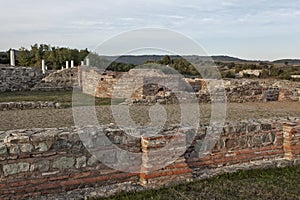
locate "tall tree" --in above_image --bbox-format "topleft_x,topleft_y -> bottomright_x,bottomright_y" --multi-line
17,47 -> 31,66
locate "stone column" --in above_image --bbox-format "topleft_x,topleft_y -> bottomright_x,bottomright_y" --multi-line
86,58 -> 90,66
81,61 -> 84,66
10,49 -> 15,66
71,60 -> 74,68
66,61 -> 69,69
42,60 -> 46,74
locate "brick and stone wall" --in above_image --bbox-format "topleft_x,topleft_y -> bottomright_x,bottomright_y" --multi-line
0,118 -> 299,199
0,126 -> 141,199
79,67 -> 187,99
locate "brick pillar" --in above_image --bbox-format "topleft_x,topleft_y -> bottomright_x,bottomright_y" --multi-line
283,122 -> 300,160
140,128 -> 194,187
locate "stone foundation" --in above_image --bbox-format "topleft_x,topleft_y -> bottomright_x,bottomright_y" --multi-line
0,101 -> 61,111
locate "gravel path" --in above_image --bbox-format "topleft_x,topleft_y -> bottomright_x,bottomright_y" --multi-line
0,102 -> 299,131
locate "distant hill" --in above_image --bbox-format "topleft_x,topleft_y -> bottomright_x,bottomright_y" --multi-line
272,59 -> 300,65
211,55 -> 249,62
105,55 -> 251,65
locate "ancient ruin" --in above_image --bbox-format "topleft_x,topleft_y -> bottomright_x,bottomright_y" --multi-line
0,65 -> 299,199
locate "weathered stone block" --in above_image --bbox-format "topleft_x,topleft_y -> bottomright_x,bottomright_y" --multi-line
87,156 -> 99,166
0,144 -> 7,155
76,156 -> 86,168
34,142 -> 48,152
50,139 -> 73,150
3,162 -> 30,176
20,144 -> 34,153
30,160 -> 50,172
9,144 -> 20,154
53,157 -> 75,169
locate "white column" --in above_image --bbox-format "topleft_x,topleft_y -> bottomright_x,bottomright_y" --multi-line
71,60 -> 74,68
86,58 -> 90,66
42,60 -> 46,74
10,49 -> 15,66
81,61 -> 84,66
66,61 -> 69,69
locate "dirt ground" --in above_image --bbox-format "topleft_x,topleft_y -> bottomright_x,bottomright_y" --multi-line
0,102 -> 299,131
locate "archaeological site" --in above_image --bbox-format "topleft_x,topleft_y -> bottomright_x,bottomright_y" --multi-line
0,59 -> 299,199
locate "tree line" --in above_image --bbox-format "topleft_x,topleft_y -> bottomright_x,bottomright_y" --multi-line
0,44 -> 89,70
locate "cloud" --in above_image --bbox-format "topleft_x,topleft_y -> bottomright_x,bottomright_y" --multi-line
0,0 -> 300,59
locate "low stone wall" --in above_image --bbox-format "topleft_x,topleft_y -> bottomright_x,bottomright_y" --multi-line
0,101 -> 61,111
199,79 -> 300,103
0,118 -> 299,199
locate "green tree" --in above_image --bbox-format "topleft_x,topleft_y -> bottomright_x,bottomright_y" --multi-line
162,55 -> 171,65
17,47 -> 31,66
0,51 -> 10,64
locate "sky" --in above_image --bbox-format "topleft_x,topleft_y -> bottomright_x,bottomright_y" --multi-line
1,0 -> 300,60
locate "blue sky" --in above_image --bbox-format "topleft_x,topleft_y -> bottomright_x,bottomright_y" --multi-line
1,0 -> 300,60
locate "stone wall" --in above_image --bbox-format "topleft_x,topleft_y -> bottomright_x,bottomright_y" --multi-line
0,118 -> 299,199
0,66 -> 44,92
0,66 -> 79,92
31,68 -> 79,91
221,79 -> 300,103
0,101 -> 61,111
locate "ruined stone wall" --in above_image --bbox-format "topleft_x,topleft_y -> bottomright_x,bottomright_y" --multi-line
141,118 -> 300,186
79,67 -> 120,98
31,68 -> 79,91
79,67 -> 185,99
0,118 -> 299,199
79,67 -> 300,103
0,67 -> 80,92
0,67 -> 43,92
199,79 -> 300,103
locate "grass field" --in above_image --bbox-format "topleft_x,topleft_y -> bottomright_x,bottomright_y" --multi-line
99,166 -> 300,200
0,90 -> 122,107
